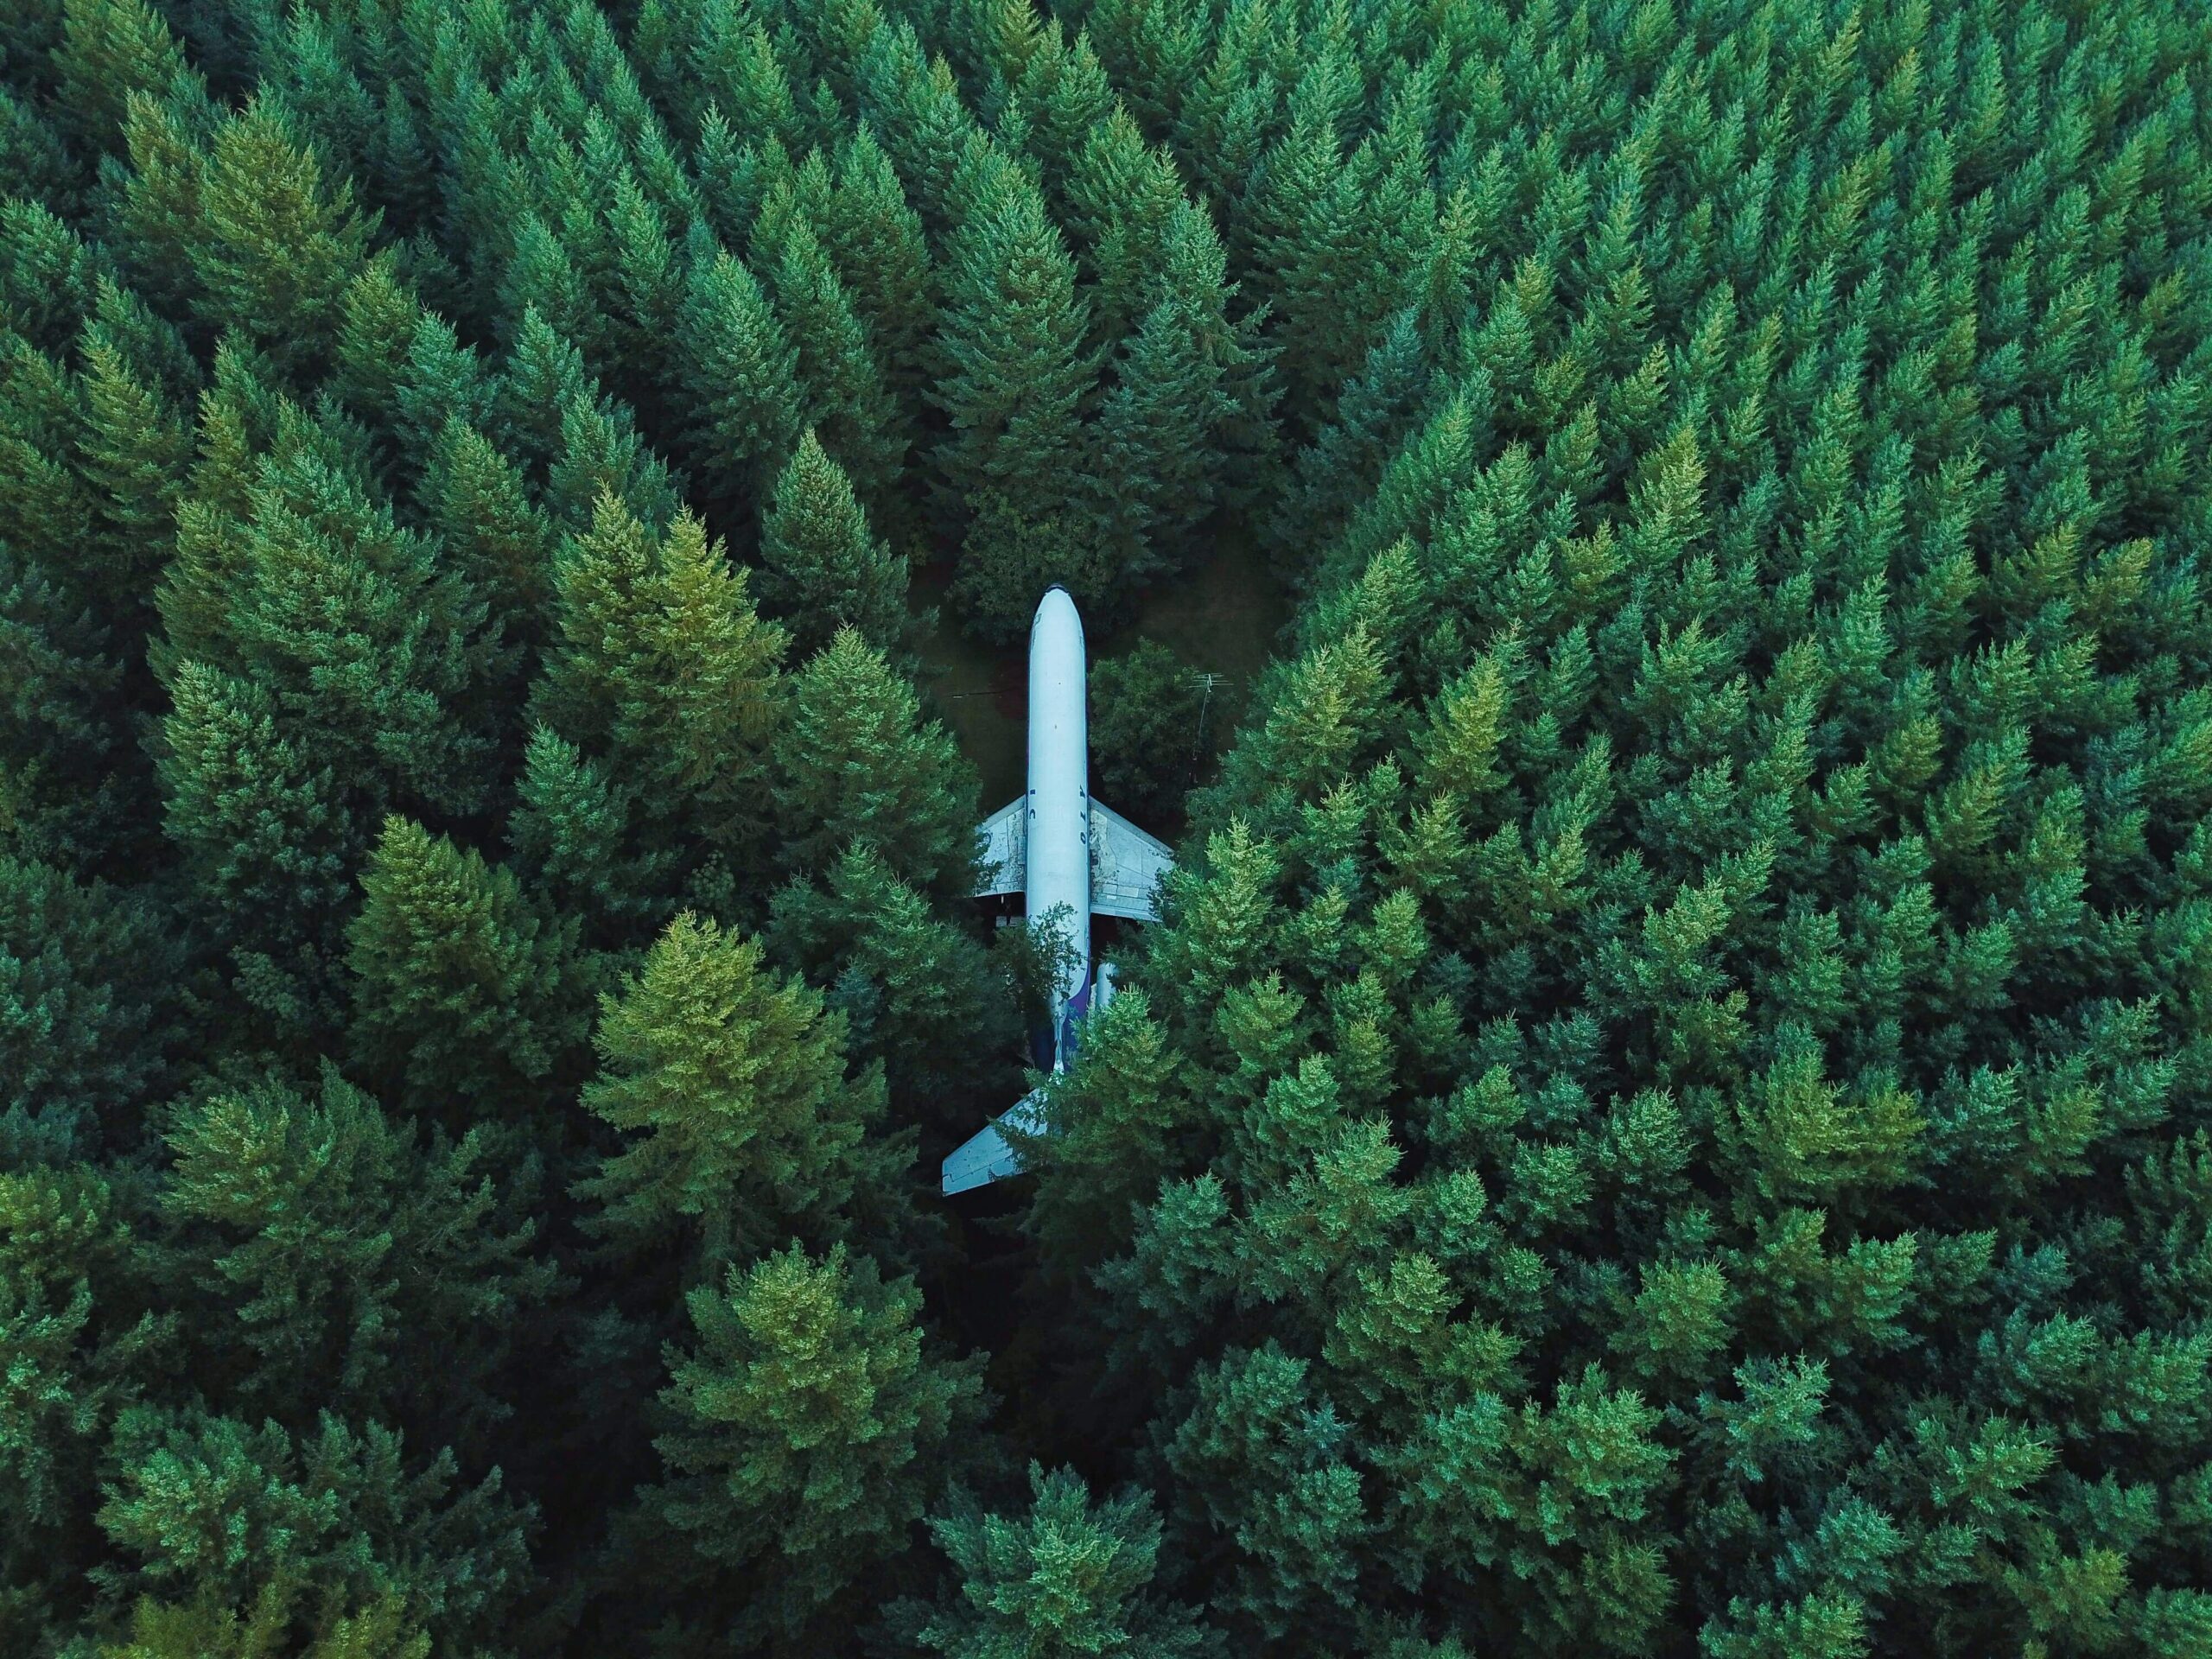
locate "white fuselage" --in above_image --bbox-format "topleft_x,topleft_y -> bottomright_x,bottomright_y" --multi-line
1025,587 -> 1090,1033
944,587 -> 1176,1195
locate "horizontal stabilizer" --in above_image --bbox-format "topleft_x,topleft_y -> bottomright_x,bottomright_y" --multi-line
974,796 -> 1025,897
941,1086 -> 1050,1195
1090,799 -> 1175,921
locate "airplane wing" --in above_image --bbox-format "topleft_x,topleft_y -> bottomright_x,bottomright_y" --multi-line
1090,799 -> 1175,921
942,1085 -> 1050,1195
974,796 -> 1025,897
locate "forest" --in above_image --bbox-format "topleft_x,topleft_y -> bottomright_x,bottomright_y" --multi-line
4,0 -> 2212,1653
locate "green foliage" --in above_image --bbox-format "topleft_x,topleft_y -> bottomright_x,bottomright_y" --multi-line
156,660 -> 357,1035
909,1464 -> 1219,1658
534,493 -> 786,895
0,853 -> 180,1154
757,429 -> 910,659
767,843 -> 1016,1131
753,206 -> 909,523
345,816 -> 594,1121
11,0 -> 2212,1653
576,912 -> 903,1275
92,1588 -> 431,1659
50,0 -> 190,156
159,1065 -> 560,1448
626,1240 -> 988,1649
948,486 -> 1120,644
187,99 -> 372,373
931,161 -> 1102,639
0,1160 -> 168,1639
157,409 -> 508,821
675,246 -> 802,508
92,1406 -> 533,1653
1090,639 -> 1211,826
772,626 -> 978,899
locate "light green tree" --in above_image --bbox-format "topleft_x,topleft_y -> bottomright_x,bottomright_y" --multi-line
575,913 -> 903,1274
627,1241 -> 988,1649
910,1464 -> 1219,1658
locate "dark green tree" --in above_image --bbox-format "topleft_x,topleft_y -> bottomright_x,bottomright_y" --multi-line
90,1406 -> 534,1654
1089,639 -> 1209,826
532,493 -> 787,903
156,660 -> 359,1039
156,412 -> 508,821
188,99 -> 374,375
50,0 -> 193,154
674,245 -> 803,509
816,127 -> 936,410
0,1161 -> 168,1644
757,429 -> 910,658
0,855 -> 181,1158
772,626 -> 978,899
158,1063 -> 560,1449
930,154 -> 1102,638
753,207 -> 908,523
768,843 -> 1015,1130
345,817 -> 596,1122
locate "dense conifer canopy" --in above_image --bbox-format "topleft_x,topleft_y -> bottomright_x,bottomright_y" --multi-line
4,0 -> 2212,1654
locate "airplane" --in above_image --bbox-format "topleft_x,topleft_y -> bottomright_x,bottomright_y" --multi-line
941,586 -> 1176,1196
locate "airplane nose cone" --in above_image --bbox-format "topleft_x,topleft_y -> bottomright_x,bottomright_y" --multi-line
1033,585 -> 1082,639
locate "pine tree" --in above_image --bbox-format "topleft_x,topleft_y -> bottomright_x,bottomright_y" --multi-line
757,429 -> 910,658
0,199 -> 102,356
545,375 -> 686,536
188,99 -> 373,377
0,854 -> 181,1157
158,1063 -> 560,1448
817,127 -> 936,409
492,308 -> 595,480
505,723 -> 677,947
498,213 -> 607,374
1270,308 -> 1434,571
772,626 -> 979,898
907,1465 -> 1219,1658
0,1160 -> 169,1642
157,414 -> 508,822
420,416 -> 554,648
344,817 -> 596,1122
753,208 -> 909,523
50,0 -> 193,153
109,84 -> 217,318
1059,108 -> 1186,346
92,1587 -> 431,1659
852,27 -> 981,242
533,493 -> 787,893
15,1 -> 2212,1653
1089,639 -> 1208,827
156,660 -> 359,1038
767,843 -> 1016,1130
74,317 -> 193,640
674,245 -> 803,507
930,161 -> 1102,637
91,1406 -> 534,1652
575,912 -> 902,1274
626,1240 -> 987,1649
1086,213 -> 1239,580
0,86 -> 79,223
949,487 -> 1122,642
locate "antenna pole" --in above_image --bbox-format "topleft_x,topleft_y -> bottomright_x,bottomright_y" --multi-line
1190,671 -> 1226,783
